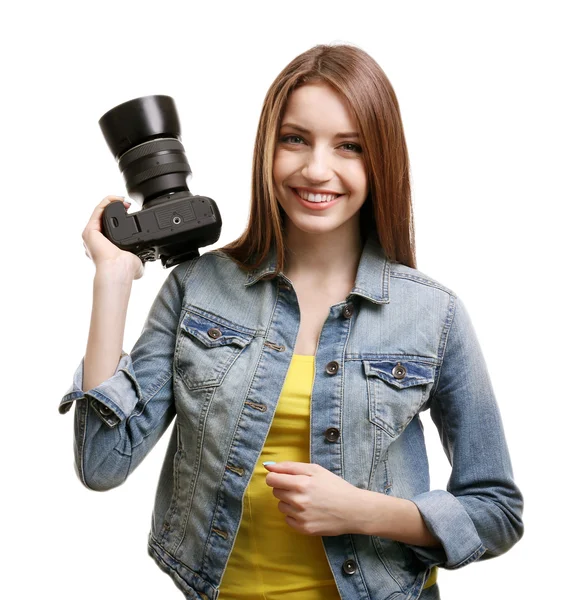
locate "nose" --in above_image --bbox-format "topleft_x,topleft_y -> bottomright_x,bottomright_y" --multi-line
302,147 -> 333,182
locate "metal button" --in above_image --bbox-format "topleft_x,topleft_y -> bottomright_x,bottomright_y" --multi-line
342,303 -> 354,319
342,559 -> 357,575
98,404 -> 113,416
392,362 -> 406,380
207,327 -> 222,339
325,361 -> 339,375
324,427 -> 340,442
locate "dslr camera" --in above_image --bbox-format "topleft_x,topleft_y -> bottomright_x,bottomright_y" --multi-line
98,95 -> 222,268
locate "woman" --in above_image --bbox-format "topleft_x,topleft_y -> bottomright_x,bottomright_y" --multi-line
60,44 -> 524,599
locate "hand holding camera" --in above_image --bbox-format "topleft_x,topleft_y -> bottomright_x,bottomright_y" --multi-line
82,195 -> 145,280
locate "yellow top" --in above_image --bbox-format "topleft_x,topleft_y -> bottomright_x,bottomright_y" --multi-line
218,354 -> 341,599
218,354 -> 438,597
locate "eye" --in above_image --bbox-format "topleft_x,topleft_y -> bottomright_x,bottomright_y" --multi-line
340,142 -> 363,154
279,134 -> 305,145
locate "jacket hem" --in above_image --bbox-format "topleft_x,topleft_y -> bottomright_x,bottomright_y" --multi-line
148,534 -> 217,600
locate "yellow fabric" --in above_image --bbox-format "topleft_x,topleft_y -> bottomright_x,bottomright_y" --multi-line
218,354 -> 438,598
219,354 -> 340,599
424,566 -> 438,589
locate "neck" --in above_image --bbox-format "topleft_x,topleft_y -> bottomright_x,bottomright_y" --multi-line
282,224 -> 364,285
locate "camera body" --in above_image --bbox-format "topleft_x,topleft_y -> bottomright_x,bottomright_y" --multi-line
101,189 -> 221,268
99,95 -> 222,268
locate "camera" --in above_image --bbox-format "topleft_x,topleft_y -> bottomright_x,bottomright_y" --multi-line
98,95 -> 222,268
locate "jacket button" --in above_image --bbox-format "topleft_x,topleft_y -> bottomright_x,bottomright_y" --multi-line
342,303 -> 354,319
325,361 -> 339,375
324,427 -> 340,442
207,327 -> 222,339
98,404 -> 113,416
392,362 -> 406,380
342,559 -> 357,575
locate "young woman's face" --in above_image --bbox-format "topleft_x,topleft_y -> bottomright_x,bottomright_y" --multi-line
273,82 -> 368,238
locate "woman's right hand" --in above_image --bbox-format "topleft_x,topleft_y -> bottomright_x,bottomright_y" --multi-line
82,195 -> 145,280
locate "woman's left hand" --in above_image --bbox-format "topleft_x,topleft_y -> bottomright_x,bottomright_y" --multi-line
264,461 -> 364,536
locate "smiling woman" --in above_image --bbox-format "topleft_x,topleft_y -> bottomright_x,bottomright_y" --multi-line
222,43 -> 417,275
62,42 -> 523,600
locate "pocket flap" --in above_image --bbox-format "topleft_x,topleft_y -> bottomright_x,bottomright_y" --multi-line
180,312 -> 253,349
363,359 -> 436,389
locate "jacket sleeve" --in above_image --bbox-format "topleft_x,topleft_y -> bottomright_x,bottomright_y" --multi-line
406,294 -> 524,569
58,258 -> 197,491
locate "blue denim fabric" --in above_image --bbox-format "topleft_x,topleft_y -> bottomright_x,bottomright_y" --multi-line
59,231 -> 523,600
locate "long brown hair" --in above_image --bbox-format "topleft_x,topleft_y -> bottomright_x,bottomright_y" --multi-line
218,43 -> 416,275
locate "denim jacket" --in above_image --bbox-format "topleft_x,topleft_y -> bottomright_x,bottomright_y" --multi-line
59,231 -> 524,600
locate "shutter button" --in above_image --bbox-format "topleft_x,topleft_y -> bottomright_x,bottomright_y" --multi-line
342,304 -> 354,319
342,559 -> 357,575
325,361 -> 339,375
207,328 -> 222,339
392,362 -> 407,380
324,428 -> 340,442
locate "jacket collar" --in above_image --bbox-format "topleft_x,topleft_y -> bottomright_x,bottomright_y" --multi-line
245,230 -> 391,305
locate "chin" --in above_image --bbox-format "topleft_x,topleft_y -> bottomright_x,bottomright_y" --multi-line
287,217 -> 345,235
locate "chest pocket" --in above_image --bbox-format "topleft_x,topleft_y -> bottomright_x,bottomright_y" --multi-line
364,358 -> 436,438
175,311 -> 255,391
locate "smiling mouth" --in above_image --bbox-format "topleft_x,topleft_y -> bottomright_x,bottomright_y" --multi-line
291,188 -> 344,203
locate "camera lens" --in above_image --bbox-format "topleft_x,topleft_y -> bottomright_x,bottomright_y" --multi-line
98,95 -> 192,206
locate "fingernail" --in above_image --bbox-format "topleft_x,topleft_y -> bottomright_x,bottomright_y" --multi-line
262,461 -> 276,466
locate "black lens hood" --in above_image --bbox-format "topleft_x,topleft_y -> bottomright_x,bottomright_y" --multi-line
99,95 -> 181,159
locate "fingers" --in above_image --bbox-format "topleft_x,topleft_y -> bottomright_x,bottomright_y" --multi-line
266,472 -> 309,491
264,461 -> 316,475
91,194 -> 125,218
277,500 -> 303,517
82,195 -> 126,240
100,194 -> 125,205
273,489 -> 306,514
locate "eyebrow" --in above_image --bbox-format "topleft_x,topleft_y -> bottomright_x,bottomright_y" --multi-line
280,122 -> 360,139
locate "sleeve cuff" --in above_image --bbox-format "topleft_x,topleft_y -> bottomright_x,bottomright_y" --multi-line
59,352 -> 142,427
407,490 -> 486,569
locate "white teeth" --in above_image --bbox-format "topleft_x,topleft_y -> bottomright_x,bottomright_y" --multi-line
296,190 -> 340,203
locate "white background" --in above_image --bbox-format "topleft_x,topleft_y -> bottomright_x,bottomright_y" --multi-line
2,1 -> 574,598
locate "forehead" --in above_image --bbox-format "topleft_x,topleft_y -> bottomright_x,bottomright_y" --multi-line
281,82 -> 358,132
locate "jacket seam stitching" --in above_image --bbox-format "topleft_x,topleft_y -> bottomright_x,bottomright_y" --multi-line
182,255 -> 201,285
181,306 -> 260,337
125,374 -> 174,453
389,272 -> 455,296
348,534 -> 371,598
78,399 -> 89,488
446,543 -> 486,569
429,294 -> 458,402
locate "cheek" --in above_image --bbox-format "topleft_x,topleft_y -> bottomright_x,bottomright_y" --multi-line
338,164 -> 366,196
350,163 -> 368,194
273,151 -> 301,183
273,152 -> 288,180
